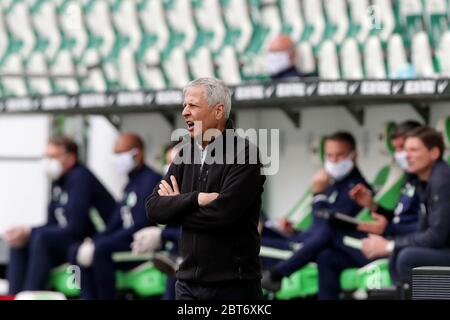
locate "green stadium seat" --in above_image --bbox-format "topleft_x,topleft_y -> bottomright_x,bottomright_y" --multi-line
340,258 -> 392,294
280,0 -> 304,43
49,210 -> 167,299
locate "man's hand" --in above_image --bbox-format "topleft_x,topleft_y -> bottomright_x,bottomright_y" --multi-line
312,169 -> 331,193
349,183 -> 376,210
357,212 -> 388,235
198,192 -> 219,207
277,217 -> 296,235
158,175 -> 180,196
76,238 -> 95,267
3,226 -> 31,248
131,226 -> 162,254
362,234 -> 390,259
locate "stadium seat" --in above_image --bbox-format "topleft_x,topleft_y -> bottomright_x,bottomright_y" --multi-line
117,47 -> 141,91
296,42 -> 316,76
302,0 -> 325,46
83,0 -> 115,57
189,46 -> 215,79
280,0 -> 304,43
26,51 -> 52,96
4,0 -> 35,59
31,0 -> 61,60
165,0 -> 197,52
364,36 -> 387,79
193,0 -> 226,52
437,31 -> 450,77
58,0 -> 89,59
387,33 -> 415,79
399,0 -> 424,42
340,38 -> 364,79
215,45 -> 241,85
340,259 -> 392,295
50,49 -> 79,94
0,54 -> 27,97
318,40 -> 340,79
138,0 -> 169,52
411,31 -> 436,78
49,210 -> 167,299
162,46 -> 190,88
258,0 -> 283,50
110,0 -> 142,52
347,0 -> 371,44
424,0 -> 448,48
373,0 -> 396,42
137,47 -> 167,90
77,48 -> 107,93
221,0 -> 253,53
323,0 -> 349,45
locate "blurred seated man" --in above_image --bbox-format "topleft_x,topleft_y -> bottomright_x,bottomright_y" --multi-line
266,34 -> 316,80
316,120 -> 422,299
359,127 -> 450,295
4,136 -> 116,294
132,140 -> 181,300
68,133 -> 161,300
261,132 -> 371,292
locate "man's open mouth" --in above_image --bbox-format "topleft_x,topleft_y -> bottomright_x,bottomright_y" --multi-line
186,121 -> 195,131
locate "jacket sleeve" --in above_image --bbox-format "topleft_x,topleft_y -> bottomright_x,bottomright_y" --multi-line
145,164 -> 199,225
180,152 -> 265,230
376,205 -> 394,221
394,180 -> 450,250
64,173 -> 95,239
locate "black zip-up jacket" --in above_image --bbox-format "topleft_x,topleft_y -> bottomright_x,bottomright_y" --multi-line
145,124 -> 266,284
394,160 -> 450,251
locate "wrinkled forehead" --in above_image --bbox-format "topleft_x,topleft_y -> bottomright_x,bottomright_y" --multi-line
184,86 -> 207,105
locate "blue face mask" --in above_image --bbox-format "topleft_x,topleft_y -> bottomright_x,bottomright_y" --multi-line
324,154 -> 354,181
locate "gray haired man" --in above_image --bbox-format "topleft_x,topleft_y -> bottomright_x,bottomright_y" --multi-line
146,78 -> 266,300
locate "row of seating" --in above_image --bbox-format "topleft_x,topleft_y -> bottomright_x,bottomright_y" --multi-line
1,0 -> 450,98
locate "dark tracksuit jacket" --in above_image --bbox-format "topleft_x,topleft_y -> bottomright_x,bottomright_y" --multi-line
146,126 -> 266,285
45,163 -> 116,238
393,160 -> 450,252
376,174 -> 420,237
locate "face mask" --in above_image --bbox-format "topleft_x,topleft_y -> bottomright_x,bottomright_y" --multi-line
394,151 -> 409,171
163,164 -> 170,175
266,51 -> 292,76
324,154 -> 354,181
43,158 -> 63,181
113,149 -> 138,175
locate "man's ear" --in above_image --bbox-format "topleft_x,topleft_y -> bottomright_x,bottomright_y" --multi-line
215,104 -> 225,120
430,147 -> 441,161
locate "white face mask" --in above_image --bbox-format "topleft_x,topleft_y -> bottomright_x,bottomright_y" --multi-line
266,51 -> 292,76
324,154 -> 354,181
394,150 -> 409,171
43,158 -> 64,181
113,149 -> 138,175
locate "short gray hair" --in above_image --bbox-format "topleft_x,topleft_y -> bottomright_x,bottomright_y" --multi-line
183,77 -> 231,119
